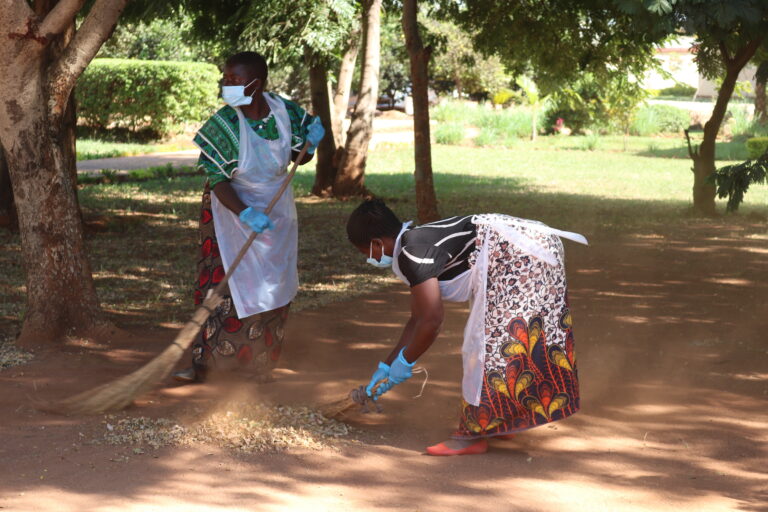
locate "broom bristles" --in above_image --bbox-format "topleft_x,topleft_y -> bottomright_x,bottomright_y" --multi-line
48,299 -> 212,415
43,145 -> 311,417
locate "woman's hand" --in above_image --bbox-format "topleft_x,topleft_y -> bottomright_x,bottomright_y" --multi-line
366,361 -> 390,398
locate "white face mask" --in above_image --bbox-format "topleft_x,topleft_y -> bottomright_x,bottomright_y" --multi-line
221,78 -> 258,107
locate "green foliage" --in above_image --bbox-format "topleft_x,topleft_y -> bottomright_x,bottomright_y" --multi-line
746,137 -> 768,159
712,152 -> 768,212
544,73 -> 646,134
379,12 -> 410,100
478,109 -> 533,139
432,101 -> 483,125
434,123 -> 465,145
449,0 -> 671,95
423,17 -> 512,98
577,134 -> 601,151
659,84 -> 697,97
630,104 -> 690,136
98,16 -> 221,62
77,59 -> 220,137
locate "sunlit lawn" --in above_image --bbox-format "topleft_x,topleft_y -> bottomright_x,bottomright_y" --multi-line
1,140 -> 766,336
77,139 -> 193,161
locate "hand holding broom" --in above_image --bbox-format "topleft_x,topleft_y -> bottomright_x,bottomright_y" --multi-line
48,143 -> 311,415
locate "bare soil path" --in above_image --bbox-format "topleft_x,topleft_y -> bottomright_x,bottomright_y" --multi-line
1,223 -> 766,511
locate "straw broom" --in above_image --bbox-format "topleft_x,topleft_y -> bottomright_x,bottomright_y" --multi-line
47,144 -> 310,415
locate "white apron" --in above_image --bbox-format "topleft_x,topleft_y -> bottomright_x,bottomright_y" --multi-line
391,216 -> 587,405
210,93 -> 298,318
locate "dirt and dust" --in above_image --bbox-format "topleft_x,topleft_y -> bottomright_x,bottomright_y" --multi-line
0,224 -> 766,511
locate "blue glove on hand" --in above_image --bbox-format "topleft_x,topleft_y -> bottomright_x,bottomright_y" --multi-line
306,117 -> 325,155
366,361 -> 390,398
374,348 -> 415,399
239,207 -> 274,233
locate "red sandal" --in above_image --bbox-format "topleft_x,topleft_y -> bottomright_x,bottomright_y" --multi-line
426,439 -> 488,456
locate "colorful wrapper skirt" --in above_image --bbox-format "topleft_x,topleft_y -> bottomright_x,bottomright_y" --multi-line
191,183 -> 288,375
454,219 -> 580,439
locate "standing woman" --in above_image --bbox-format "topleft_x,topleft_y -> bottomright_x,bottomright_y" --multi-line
173,52 -> 324,383
347,199 -> 587,456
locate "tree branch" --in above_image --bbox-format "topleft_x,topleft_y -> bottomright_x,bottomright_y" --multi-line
47,0 -> 129,123
718,40 -> 732,67
731,36 -> 766,71
39,0 -> 86,40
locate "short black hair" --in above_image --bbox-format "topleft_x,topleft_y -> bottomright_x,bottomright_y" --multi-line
346,199 -> 402,246
225,51 -> 268,82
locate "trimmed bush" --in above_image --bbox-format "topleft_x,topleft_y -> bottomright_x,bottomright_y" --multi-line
746,137 -> 768,159
630,104 -> 690,136
77,58 -> 220,137
434,122 -> 465,145
659,84 -> 697,97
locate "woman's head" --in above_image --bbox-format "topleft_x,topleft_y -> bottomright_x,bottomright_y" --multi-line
347,199 -> 402,261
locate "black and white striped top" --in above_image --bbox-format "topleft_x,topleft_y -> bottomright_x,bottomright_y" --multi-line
397,215 -> 477,287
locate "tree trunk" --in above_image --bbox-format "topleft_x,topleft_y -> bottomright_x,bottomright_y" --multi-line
402,0 -> 440,223
332,24 -> 361,148
2,81 -> 102,344
0,0 -> 129,344
755,61 -> 768,124
333,0 -> 381,198
307,53 -> 338,198
0,145 -> 17,231
690,39 -> 764,215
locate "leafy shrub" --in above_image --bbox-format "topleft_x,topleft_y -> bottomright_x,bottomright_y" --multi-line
434,122 -> 465,145
659,84 -> 697,97
746,137 -> 768,159
630,104 -> 690,135
77,59 -> 220,137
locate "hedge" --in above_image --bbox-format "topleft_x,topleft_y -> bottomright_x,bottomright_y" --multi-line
746,137 -> 768,159
77,59 -> 220,137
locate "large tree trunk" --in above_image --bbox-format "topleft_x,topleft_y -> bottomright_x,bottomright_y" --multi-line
331,24 -> 361,148
402,0 -> 439,223
0,145 -> 17,231
307,52 -> 338,198
333,0 -> 381,197
0,0 -> 129,344
2,81 -> 102,344
755,61 -> 768,124
689,39 -> 764,215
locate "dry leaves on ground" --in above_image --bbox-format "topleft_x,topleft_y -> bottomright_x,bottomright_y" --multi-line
95,402 -> 352,453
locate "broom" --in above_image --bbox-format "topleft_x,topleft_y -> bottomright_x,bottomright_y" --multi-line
47,143 -> 311,415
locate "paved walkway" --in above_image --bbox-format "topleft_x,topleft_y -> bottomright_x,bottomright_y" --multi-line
76,150 -> 199,175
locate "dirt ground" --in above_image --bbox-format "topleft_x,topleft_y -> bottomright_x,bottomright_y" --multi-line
1,223 -> 767,512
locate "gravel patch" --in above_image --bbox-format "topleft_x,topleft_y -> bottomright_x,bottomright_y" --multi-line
0,336 -> 33,370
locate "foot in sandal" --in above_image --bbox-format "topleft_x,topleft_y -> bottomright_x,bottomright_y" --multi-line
426,438 -> 488,456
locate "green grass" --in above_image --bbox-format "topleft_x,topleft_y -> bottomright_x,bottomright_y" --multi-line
434,123 -> 465,145
77,139 -> 189,161
2,141 -> 767,335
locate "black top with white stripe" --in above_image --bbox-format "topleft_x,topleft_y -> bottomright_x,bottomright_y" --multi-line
397,215 -> 477,287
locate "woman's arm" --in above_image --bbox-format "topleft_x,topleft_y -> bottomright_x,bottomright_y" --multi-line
384,278 -> 443,364
212,182 -> 247,215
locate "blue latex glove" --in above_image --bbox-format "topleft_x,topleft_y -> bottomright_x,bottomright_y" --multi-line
374,348 -> 415,399
366,361 -> 390,399
306,117 -> 325,155
238,207 -> 274,233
